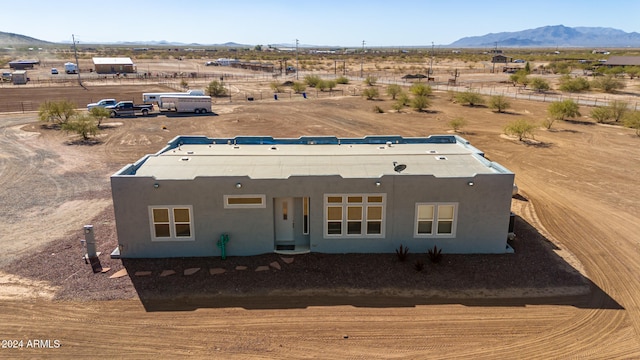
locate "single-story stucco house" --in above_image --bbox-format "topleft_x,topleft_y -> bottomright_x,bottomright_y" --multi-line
110,135 -> 515,258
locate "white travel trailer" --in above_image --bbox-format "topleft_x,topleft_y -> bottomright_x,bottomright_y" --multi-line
158,95 -> 212,114
64,62 -> 78,74
142,89 -> 205,104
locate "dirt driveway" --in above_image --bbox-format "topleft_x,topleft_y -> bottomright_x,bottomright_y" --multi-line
0,84 -> 639,358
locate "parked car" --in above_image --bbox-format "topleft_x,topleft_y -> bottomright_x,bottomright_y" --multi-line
51,68 -> 59,74
87,99 -> 117,111
513,59 -> 525,63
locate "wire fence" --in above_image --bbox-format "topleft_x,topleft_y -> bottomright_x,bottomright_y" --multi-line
1,70 -> 639,112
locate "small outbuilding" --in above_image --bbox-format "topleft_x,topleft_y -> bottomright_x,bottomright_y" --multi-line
92,57 -> 136,74
11,70 -> 28,85
110,135 -> 516,259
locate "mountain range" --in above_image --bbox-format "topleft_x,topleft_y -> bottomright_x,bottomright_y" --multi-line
449,25 -> 640,48
2,25 -> 640,48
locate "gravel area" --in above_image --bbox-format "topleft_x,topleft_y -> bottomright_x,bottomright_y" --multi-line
5,196 -> 588,302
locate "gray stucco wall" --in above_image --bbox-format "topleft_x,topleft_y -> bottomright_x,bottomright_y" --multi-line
111,170 -> 514,258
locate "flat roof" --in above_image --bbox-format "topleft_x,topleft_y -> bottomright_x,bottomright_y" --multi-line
117,135 -> 512,180
92,57 -> 134,65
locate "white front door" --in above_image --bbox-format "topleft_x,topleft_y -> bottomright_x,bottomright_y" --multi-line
274,197 -> 295,241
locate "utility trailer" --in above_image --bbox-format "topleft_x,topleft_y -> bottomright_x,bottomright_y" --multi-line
158,95 -> 212,114
142,89 -> 205,104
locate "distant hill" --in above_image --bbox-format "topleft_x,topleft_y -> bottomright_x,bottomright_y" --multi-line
0,31 -> 52,46
448,25 -> 640,48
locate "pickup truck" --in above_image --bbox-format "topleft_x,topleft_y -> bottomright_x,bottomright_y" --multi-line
105,101 -> 154,117
87,98 -> 117,110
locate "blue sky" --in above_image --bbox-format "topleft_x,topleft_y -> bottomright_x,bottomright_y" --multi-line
3,0 -> 639,47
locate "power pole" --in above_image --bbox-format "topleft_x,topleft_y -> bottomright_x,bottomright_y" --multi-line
360,40 -> 365,78
72,34 -> 82,87
295,39 -> 299,80
491,41 -> 498,74
429,41 -> 434,77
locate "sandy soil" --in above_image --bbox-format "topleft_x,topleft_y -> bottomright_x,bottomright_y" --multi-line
0,78 -> 639,358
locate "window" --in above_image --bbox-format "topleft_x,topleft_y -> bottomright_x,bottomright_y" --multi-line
324,194 -> 386,237
415,203 -> 457,237
303,197 -> 310,235
149,206 -> 194,241
224,195 -> 266,208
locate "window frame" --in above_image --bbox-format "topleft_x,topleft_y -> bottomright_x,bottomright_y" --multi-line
223,194 -> 266,209
324,194 -> 386,238
414,202 -> 458,238
149,205 -> 195,242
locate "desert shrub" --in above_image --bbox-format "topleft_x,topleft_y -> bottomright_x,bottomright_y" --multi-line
592,75 -> 624,93
364,75 -> 377,86
455,91 -> 485,106
623,111 -> 640,136
386,84 -> 403,100
489,95 -> 511,113
411,95 -> 431,111
427,245 -> 442,264
180,78 -> 189,89
325,80 -> 337,91
292,81 -> 306,93
270,81 -> 283,93
504,119 -> 536,140
316,79 -> 328,91
61,113 -> 99,140
549,61 -> 571,74
509,70 -> 529,87
362,87 -> 379,100
38,100 -> 77,126
559,75 -> 590,92
373,105 -> 384,113
89,107 -> 111,127
397,93 -> 410,106
304,75 -> 321,87
590,107 -> 612,123
392,101 -> 405,112
529,77 -> 551,92
409,83 -> 432,97
448,117 -> 468,132
336,76 -> 349,84
625,66 -> 640,79
548,99 -> 581,122
414,260 -> 425,272
395,245 -> 409,262
206,80 -> 226,97
608,100 -> 629,122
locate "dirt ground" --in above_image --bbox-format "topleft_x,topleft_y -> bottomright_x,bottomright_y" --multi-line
0,76 -> 639,358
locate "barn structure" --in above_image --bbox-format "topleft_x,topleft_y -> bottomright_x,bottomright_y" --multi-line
9,60 -> 39,70
110,135 -> 515,259
604,56 -> 640,67
92,57 -> 136,74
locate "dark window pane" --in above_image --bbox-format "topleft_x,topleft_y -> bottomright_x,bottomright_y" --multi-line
418,221 -> 433,234
328,222 -> 342,235
367,221 -> 381,234
437,221 -> 453,234
347,221 -> 362,234
175,224 -> 191,237
154,224 -> 171,237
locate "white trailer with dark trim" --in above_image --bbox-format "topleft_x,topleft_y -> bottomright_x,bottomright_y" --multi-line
142,89 -> 205,104
158,95 -> 212,114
